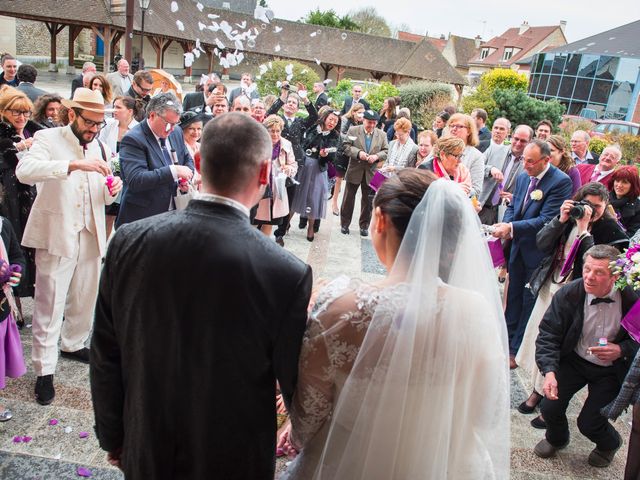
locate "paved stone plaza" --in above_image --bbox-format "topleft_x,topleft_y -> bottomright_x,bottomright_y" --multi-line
0,72 -> 633,479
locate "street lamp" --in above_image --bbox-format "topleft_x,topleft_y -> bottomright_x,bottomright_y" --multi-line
139,0 -> 150,65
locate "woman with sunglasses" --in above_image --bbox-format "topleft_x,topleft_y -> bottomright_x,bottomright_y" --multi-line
0,86 -> 41,321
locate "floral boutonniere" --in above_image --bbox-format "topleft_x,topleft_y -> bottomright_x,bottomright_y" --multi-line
530,189 -> 543,201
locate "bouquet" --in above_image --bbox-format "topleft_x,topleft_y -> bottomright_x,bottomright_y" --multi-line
610,244 -> 640,342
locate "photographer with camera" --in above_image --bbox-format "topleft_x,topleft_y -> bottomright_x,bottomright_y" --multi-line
515,181 -> 628,429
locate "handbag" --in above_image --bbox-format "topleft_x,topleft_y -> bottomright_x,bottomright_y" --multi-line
526,254 -> 555,298
369,170 -> 390,192
486,237 -> 506,268
174,183 -> 197,210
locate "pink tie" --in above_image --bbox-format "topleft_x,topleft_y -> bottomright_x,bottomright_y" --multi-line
590,169 -> 600,183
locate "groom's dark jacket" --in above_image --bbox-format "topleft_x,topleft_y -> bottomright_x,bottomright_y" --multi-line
90,199 -> 312,479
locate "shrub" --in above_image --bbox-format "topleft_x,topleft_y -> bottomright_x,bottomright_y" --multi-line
326,79 -> 354,109
256,60 -> 320,97
587,137 -> 609,156
326,79 -> 399,112
612,133 -> 640,164
491,89 -> 565,130
461,68 -> 528,122
397,81 -> 454,129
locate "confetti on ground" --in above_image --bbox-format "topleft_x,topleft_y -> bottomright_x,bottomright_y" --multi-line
49,419 -> 59,426
79,432 -> 89,439
64,426 -> 73,434
77,467 -> 92,477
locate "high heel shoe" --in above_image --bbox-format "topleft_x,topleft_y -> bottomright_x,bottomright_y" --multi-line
306,234 -> 314,242
518,390 -> 543,414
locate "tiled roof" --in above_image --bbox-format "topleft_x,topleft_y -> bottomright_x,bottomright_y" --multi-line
0,0 -> 467,85
397,31 -> 448,52
450,35 -> 479,68
544,19 -> 640,58
469,25 -> 565,66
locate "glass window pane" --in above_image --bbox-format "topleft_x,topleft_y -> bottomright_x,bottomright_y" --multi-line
568,101 -> 586,115
542,54 -> 554,73
590,80 -> 612,104
533,54 -> 545,74
578,55 -> 599,77
615,58 -> 640,83
564,54 -> 581,76
606,81 -> 634,119
572,78 -> 591,101
529,74 -> 540,94
538,75 -> 550,95
546,75 -> 561,97
552,54 -> 567,74
560,77 -> 577,99
596,56 -> 618,80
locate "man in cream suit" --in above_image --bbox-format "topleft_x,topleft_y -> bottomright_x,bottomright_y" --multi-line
341,109 -> 388,236
106,59 -> 134,97
16,88 -> 122,406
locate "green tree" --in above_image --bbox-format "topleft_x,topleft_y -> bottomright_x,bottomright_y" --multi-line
256,60 -> 320,97
462,69 -> 528,122
303,9 -> 360,31
348,7 -> 392,37
491,89 -> 565,130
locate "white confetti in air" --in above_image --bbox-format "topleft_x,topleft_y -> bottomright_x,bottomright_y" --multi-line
220,56 -> 230,68
310,32 -> 317,37
274,26 -> 283,33
323,79 -> 332,85
254,6 -> 274,24
213,48 -> 219,56
196,39 -> 205,52
215,38 -> 225,49
314,58 -> 321,65
236,52 -> 245,64
609,37 -> 616,40
361,91 -> 368,98
256,75 -> 261,80
200,74 -> 210,85
285,64 -> 293,75
236,21 -> 247,29
198,22 -> 206,31
208,23 -> 219,32
268,62 -> 272,69
193,49 -> 201,58
196,2 -> 204,12
274,44 -> 281,52
227,54 -> 238,67
208,14 -> 220,19
286,74 -> 293,82
301,69 -> 307,74
259,64 -> 268,75
170,1 -> 178,13
276,81 -> 282,88
176,20 -> 184,31
184,52 -> 194,67
235,40 -> 244,50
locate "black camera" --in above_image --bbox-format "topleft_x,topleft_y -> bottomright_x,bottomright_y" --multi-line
569,200 -> 592,220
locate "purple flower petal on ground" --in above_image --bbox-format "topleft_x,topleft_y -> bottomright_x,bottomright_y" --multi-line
49,419 -> 58,426
12,436 -> 22,443
78,432 -> 89,439
76,467 -> 92,477
22,436 -> 32,443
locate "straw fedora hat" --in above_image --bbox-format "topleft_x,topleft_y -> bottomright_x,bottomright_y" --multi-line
61,88 -> 109,113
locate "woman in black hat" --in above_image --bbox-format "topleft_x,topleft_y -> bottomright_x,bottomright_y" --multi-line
179,111 -> 204,162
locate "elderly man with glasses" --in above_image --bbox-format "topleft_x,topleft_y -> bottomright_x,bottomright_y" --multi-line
16,88 -> 123,406
116,92 -> 194,227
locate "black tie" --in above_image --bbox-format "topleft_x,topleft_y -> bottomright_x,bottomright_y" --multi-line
159,138 -> 173,166
590,297 -> 614,306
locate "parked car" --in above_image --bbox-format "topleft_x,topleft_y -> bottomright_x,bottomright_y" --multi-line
559,114 -> 596,129
590,119 -> 639,138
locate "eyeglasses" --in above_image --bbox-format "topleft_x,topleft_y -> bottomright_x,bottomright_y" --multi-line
449,124 -> 468,131
77,113 -> 106,129
6,109 -> 32,118
137,84 -> 153,93
511,137 -> 529,143
445,152 -> 464,160
158,115 -> 179,128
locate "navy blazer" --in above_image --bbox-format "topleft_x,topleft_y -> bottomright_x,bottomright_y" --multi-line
116,121 -> 194,227
503,165 -> 572,268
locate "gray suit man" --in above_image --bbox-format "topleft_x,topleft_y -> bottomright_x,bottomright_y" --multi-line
479,124 -> 533,224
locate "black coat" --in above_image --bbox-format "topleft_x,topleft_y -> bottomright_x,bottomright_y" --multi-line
90,200 -> 312,480
610,192 -> 640,237
301,126 -> 340,172
536,279 -> 639,382
266,98 -> 318,165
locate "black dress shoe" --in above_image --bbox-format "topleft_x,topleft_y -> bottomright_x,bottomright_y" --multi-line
518,392 -> 543,414
60,348 -> 90,364
313,219 -> 320,233
360,229 -> 369,237
531,415 -> 547,429
341,226 -> 349,235
35,375 -> 55,406
306,234 -> 314,242
298,218 -> 307,229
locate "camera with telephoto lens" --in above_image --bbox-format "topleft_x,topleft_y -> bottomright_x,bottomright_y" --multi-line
569,200 -> 593,220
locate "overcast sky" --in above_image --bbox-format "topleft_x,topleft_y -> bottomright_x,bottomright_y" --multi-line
265,1 -> 639,43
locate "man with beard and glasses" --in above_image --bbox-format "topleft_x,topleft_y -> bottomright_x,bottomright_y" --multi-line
16,88 -> 122,406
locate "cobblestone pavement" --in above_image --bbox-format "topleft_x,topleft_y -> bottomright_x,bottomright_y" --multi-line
0,71 -> 633,478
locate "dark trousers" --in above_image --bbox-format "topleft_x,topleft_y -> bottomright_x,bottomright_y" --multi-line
625,403 -> 640,480
340,178 -> 373,230
541,352 -> 622,451
504,252 -> 537,354
274,184 -> 297,237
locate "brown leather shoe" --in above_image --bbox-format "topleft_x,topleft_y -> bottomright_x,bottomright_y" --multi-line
534,438 -> 569,458
588,430 -> 622,467
509,354 -> 518,370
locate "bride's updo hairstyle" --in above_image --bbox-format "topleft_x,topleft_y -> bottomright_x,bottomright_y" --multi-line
373,169 -> 437,237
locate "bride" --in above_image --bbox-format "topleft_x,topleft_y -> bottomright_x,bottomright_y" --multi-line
279,170 -> 510,479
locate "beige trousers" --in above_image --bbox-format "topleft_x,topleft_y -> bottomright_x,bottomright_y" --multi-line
31,229 -> 101,376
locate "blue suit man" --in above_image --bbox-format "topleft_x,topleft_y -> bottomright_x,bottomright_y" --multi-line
116,93 -> 194,227
493,139 -> 573,359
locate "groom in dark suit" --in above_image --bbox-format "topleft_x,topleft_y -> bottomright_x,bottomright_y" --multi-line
492,139 -> 573,362
116,92 -> 194,227
90,113 -> 313,479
